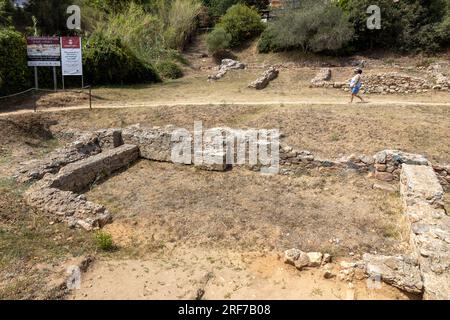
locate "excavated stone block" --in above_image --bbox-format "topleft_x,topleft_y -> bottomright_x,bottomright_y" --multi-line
15,132 -> 102,183
122,124 -> 175,162
95,128 -> 123,150
363,254 -> 423,294
400,164 -> 444,208
48,144 -> 139,192
400,164 -> 450,300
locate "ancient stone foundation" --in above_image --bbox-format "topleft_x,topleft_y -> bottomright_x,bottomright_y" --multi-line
400,164 -> 450,299
23,143 -> 139,231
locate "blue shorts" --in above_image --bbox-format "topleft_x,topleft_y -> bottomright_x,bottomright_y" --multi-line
351,84 -> 361,94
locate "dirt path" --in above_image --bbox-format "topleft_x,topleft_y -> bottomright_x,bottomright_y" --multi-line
2,98 -> 450,118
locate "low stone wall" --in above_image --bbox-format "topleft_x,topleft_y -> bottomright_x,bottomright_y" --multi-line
24,144 -> 139,230
400,164 -> 450,299
15,133 -> 102,183
19,124 -> 449,233
310,71 -> 450,94
279,146 -> 450,191
15,129 -> 124,184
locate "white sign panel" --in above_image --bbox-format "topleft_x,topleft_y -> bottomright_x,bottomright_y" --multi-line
61,37 -> 83,76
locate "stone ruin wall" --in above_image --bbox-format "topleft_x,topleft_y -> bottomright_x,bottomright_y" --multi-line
310,68 -> 450,94
15,123 -> 449,298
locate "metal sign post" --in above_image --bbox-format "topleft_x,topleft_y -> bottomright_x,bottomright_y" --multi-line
34,66 -> 38,90
53,66 -> 57,91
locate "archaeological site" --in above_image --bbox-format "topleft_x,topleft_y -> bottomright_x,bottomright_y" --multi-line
1,0 -> 449,310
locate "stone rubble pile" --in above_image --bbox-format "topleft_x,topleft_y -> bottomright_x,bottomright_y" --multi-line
248,66 -> 279,90
208,59 -> 245,81
310,68 -> 332,85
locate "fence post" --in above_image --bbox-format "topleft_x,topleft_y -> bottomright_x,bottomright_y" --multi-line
33,88 -> 37,113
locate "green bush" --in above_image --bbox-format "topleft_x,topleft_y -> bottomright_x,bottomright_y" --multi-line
94,230 -> 114,251
0,28 -> 30,96
206,26 -> 231,53
205,0 -> 269,16
156,60 -> 183,79
217,3 -> 265,47
339,0 -> 450,52
257,25 -> 279,53
83,33 -> 161,86
258,1 -> 353,53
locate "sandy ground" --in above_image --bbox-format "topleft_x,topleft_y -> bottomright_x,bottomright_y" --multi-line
69,249 -> 412,300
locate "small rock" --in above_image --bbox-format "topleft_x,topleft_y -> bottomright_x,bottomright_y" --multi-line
284,248 -> 302,265
306,252 -> 323,267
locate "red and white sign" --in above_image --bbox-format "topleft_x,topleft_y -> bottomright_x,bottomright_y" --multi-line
27,36 -> 61,67
61,37 -> 83,76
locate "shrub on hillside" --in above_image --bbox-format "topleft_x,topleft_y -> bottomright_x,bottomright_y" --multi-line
205,0 -> 269,16
257,25 -> 279,53
206,26 -> 231,54
338,0 -> 450,52
258,1 -> 353,53
217,4 -> 265,47
156,60 -> 184,79
0,28 -> 30,96
83,33 -> 161,85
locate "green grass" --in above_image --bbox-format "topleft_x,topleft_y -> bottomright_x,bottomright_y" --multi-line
94,231 -> 114,251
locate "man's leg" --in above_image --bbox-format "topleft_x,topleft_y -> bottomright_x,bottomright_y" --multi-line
356,94 -> 365,102
350,94 -> 355,103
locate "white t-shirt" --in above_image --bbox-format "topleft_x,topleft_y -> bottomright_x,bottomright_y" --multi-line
350,74 -> 362,87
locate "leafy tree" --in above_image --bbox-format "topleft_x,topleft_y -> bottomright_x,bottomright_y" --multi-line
24,0 -> 73,34
0,28 -> 30,95
0,0 -> 14,26
339,0 -> 449,52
